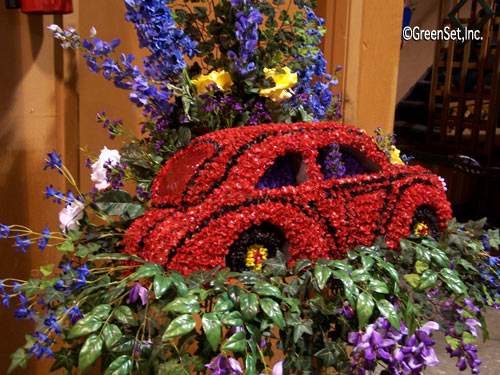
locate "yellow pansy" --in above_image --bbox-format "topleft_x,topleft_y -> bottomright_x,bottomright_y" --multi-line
389,145 -> 405,165
414,222 -> 429,236
260,66 -> 298,102
191,70 -> 233,94
245,244 -> 268,271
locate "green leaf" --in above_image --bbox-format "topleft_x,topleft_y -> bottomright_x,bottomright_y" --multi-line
104,355 -> 132,375
91,304 -> 112,320
19,278 -> 41,297
440,268 -> 466,295
417,269 -> 438,290
202,313 -> 222,351
78,334 -> 103,372
222,330 -> 246,352
40,264 -> 54,277
260,298 -> 284,329
102,324 -> 122,349
253,281 -> 282,298
134,263 -> 163,279
127,204 -> 146,219
68,316 -> 103,339
58,238 -> 74,253
430,249 -> 450,269
403,274 -> 421,288
329,260 -> 352,272
351,269 -> 371,283
332,270 -> 358,307
109,335 -> 135,353
222,311 -> 244,326
293,259 -> 312,273
376,299 -> 400,330
240,293 -> 259,320
163,295 -> 200,314
314,265 -> 332,289
446,335 -> 461,350
153,274 -> 171,299
114,306 -> 138,326
162,314 -> 196,341
357,292 -> 375,328
7,348 -> 29,374
170,272 -> 188,296
245,353 -> 257,375
415,260 -> 429,274
368,280 -> 389,294
293,318 -> 313,343
361,256 -> 375,270
378,261 -> 399,282
214,293 -> 234,313
95,190 -> 133,216
462,331 -> 477,344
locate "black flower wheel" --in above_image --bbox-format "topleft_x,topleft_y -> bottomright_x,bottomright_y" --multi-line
410,205 -> 440,238
226,222 -> 286,272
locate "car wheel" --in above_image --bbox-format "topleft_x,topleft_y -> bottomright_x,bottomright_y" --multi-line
226,222 -> 286,272
410,205 -> 440,238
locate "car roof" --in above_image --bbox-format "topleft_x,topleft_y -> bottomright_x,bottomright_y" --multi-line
151,121 -> 390,207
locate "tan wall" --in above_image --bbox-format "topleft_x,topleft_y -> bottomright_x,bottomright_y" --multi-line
0,1 -> 403,373
342,0 -> 403,134
0,8 -> 74,375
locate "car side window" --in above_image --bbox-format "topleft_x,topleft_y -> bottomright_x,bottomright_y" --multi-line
317,143 -> 380,180
256,152 -> 308,189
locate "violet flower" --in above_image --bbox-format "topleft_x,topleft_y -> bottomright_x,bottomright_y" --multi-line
129,283 -> 148,305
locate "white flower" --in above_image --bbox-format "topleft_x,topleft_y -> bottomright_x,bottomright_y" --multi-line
91,146 -> 120,192
438,176 -> 447,191
59,201 -> 84,233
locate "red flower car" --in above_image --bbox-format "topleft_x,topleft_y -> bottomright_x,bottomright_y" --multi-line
123,121 -> 451,275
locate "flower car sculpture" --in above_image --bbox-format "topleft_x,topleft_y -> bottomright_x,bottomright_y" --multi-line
123,122 -> 451,274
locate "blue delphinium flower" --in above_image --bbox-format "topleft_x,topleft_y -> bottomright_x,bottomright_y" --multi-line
228,2 -> 263,76
0,281 -> 10,308
44,185 -> 65,205
37,225 -> 51,251
44,314 -> 61,335
14,293 -> 35,320
0,223 -> 10,239
44,150 -> 63,173
64,306 -> 84,325
15,233 -> 31,253
28,333 -> 54,360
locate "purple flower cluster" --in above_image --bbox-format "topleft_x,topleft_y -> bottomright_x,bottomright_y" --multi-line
96,111 -> 122,139
349,317 -> 440,375
104,160 -> 127,190
228,1 -> 263,75
200,87 -> 271,128
318,144 -> 346,179
205,354 -> 243,375
442,299 -> 482,374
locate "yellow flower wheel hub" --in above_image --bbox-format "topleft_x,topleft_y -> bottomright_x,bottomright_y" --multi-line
245,244 -> 268,271
414,222 -> 429,236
